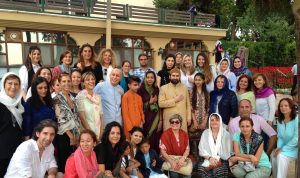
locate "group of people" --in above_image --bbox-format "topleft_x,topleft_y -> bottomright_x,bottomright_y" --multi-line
0,44 -> 298,178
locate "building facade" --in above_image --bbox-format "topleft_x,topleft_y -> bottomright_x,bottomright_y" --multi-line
0,0 -> 226,81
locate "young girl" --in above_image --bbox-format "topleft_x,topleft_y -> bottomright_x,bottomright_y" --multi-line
120,141 -> 142,178
189,73 -> 209,159
135,139 -> 167,178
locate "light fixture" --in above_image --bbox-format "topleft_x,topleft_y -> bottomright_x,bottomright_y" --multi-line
158,47 -> 164,55
169,41 -> 175,48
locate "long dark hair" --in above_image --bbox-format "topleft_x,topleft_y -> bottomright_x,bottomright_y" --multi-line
162,53 -> 175,70
25,46 -> 42,71
101,121 -> 126,158
77,43 -> 96,68
277,98 -> 297,124
192,73 -> 209,111
30,77 -> 53,111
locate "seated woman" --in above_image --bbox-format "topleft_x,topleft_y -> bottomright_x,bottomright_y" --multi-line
271,98 -> 298,178
128,127 -> 145,157
160,114 -> 191,178
230,117 -> 271,178
64,129 -> 99,178
193,113 -> 231,178
95,121 -> 126,178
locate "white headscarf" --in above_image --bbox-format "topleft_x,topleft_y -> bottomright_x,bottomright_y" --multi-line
207,113 -> 223,160
215,40 -> 222,47
217,58 -> 231,76
0,72 -> 24,128
199,113 -> 232,167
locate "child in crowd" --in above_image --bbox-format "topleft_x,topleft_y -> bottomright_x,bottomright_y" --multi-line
135,139 -> 167,178
122,75 -> 145,138
51,76 -> 61,98
120,141 -> 143,178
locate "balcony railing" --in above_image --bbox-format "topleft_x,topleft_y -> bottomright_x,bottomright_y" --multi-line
0,0 -> 218,28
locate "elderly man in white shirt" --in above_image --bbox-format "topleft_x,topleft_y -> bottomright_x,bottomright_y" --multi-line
5,119 -> 58,178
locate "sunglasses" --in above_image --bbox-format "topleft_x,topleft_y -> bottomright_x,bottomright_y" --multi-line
170,120 -> 180,125
104,68 -> 107,75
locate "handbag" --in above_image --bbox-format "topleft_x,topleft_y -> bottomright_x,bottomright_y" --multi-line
238,161 -> 256,172
204,159 -> 223,171
161,155 -> 192,176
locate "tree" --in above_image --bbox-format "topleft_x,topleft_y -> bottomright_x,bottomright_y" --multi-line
152,0 -> 181,9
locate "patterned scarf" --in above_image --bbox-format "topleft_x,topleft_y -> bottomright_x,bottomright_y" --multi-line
240,131 -> 263,155
196,91 -> 206,124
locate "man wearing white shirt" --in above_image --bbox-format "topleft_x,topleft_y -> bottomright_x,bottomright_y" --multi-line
291,63 -> 297,101
5,119 -> 58,178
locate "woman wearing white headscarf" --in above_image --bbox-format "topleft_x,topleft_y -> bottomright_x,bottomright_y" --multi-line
217,58 -> 237,91
0,72 -> 24,177
192,113 -> 232,178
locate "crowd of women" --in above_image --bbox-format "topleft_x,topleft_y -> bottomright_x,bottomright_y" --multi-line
0,44 -> 298,178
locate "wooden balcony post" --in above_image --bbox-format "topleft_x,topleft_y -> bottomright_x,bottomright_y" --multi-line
106,0 -> 112,49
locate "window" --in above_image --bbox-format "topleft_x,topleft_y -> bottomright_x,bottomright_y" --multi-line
0,29 -> 78,85
165,39 -> 208,64
94,35 -> 153,68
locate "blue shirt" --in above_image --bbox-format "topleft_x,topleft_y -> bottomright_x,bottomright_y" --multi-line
233,132 -> 271,168
22,101 -> 55,137
94,81 -> 124,126
131,67 -> 155,82
277,115 -> 298,159
144,153 -> 159,176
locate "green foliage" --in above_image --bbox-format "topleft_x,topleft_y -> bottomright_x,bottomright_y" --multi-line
222,41 -> 296,67
152,0 -> 181,9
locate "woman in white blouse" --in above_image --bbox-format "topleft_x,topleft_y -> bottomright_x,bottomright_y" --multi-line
19,46 -> 42,99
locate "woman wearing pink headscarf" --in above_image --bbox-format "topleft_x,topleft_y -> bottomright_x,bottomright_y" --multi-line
65,129 -> 99,178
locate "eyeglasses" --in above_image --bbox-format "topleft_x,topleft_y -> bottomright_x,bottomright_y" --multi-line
104,68 -> 107,75
170,120 -> 180,125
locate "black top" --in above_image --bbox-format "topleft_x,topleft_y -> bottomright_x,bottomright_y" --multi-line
94,142 -> 122,171
27,68 -> 35,91
157,69 -> 171,87
74,62 -> 104,83
0,103 -> 23,159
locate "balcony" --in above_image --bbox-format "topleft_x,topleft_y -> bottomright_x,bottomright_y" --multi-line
0,0 -> 219,28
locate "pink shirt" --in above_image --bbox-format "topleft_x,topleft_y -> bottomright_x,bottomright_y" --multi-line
228,114 -> 277,137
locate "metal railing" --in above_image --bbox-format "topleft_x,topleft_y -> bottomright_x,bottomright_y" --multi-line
0,0 -> 218,28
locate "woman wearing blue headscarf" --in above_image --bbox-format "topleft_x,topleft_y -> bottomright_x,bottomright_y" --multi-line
209,75 -> 238,126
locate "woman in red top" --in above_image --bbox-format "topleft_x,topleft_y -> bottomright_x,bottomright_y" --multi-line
64,129 -> 99,178
160,114 -> 190,178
